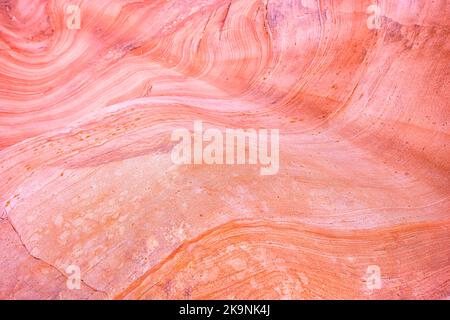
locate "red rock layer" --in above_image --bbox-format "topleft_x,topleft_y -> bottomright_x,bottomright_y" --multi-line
0,0 -> 449,299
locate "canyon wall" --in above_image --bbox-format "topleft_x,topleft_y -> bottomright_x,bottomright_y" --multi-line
0,0 -> 449,299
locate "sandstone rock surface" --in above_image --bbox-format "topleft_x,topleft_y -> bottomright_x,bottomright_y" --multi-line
0,0 -> 449,299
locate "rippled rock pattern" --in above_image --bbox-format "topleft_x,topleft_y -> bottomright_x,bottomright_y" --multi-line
0,0 -> 449,299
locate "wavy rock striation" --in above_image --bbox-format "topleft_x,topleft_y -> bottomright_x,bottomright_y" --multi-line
0,0 -> 449,299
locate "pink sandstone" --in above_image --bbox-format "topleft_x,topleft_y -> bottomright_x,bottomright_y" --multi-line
0,0 -> 449,299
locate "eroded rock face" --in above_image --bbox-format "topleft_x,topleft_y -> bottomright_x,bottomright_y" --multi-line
0,0 -> 449,299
